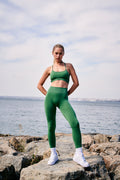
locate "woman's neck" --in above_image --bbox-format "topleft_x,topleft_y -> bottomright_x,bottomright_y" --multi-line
53,60 -> 63,66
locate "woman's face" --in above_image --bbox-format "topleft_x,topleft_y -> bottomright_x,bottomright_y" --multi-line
52,47 -> 64,61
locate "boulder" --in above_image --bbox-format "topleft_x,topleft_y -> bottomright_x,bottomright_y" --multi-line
102,155 -> 120,179
89,142 -> 120,179
20,155 -> 110,180
9,137 -> 24,152
89,142 -> 120,156
82,133 -> 112,149
0,133 -> 120,180
0,154 -> 24,179
0,164 -> 17,180
0,139 -> 16,156
110,134 -> 120,142
0,153 -> 43,179
93,134 -> 111,144
20,134 -> 110,180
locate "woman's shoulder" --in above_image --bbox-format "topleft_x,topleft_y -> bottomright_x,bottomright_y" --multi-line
65,63 -> 74,69
65,63 -> 74,74
44,66 -> 52,74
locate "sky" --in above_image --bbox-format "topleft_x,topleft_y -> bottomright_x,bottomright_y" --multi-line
0,0 -> 120,99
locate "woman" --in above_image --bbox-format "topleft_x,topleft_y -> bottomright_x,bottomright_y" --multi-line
37,44 -> 89,167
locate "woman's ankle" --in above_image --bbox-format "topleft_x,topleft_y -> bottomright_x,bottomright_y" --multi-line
51,147 -> 57,155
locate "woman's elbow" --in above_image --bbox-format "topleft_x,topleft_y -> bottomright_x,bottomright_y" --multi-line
76,82 -> 79,87
75,81 -> 79,87
37,84 -> 42,90
73,82 -> 79,88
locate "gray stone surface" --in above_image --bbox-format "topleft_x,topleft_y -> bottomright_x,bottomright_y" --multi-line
20,155 -> 110,180
0,133 -> 120,180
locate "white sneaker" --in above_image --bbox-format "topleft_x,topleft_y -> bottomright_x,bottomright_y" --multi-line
48,153 -> 58,165
73,153 -> 90,167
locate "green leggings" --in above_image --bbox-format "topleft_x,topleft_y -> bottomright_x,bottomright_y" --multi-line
44,86 -> 82,148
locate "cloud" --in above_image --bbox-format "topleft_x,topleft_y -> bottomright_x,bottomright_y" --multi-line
77,62 -> 120,98
0,0 -> 120,98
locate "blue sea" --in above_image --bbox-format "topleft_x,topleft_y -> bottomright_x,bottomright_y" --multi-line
0,96 -> 120,137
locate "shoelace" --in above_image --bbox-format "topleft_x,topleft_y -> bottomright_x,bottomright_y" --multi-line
81,155 -> 86,162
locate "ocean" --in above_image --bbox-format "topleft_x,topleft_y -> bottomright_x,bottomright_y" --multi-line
0,96 -> 120,137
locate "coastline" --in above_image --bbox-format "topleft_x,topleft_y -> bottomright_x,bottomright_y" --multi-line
0,95 -> 120,102
0,133 -> 120,180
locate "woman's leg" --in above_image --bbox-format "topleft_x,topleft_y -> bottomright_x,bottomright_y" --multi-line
59,99 -> 82,148
44,91 -> 58,165
44,95 -> 56,148
59,99 -> 89,167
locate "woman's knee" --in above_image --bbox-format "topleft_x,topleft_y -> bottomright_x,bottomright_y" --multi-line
71,120 -> 80,129
48,123 -> 56,132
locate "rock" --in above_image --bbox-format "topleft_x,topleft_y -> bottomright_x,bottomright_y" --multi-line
110,134 -> 120,142
0,155 -> 24,173
25,139 -> 49,156
0,154 -> 24,179
0,153 -> 43,179
16,136 -> 43,146
102,155 -> 120,180
0,139 -> 16,156
114,165 -> 120,180
82,133 -> 112,149
0,150 -> 6,156
82,134 -> 94,148
20,133 -> 111,180
0,134 -> 12,137
89,142 -> 120,179
89,142 -> 120,156
93,134 -> 111,144
20,155 -> 110,180
9,137 -> 24,152
0,133 -> 120,180
0,164 -> 17,180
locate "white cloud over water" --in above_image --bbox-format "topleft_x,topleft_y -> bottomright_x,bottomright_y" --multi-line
0,0 -> 120,99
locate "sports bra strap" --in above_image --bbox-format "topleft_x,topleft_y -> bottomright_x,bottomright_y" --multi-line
64,63 -> 66,69
52,63 -> 66,71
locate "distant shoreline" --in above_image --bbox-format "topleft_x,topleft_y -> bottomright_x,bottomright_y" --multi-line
0,95 -> 120,102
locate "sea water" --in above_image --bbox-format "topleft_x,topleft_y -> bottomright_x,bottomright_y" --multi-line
0,96 -> 120,137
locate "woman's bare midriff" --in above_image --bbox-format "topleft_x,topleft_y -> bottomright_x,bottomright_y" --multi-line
51,80 -> 68,88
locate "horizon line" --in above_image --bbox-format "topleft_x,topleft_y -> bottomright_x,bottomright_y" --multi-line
0,95 -> 120,102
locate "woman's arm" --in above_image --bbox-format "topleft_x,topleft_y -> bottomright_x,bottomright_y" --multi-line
37,66 -> 51,96
67,63 -> 79,96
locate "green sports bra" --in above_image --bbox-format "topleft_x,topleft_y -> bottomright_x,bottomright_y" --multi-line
50,63 -> 70,83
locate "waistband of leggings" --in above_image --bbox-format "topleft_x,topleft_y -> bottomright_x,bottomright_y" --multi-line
48,86 -> 67,93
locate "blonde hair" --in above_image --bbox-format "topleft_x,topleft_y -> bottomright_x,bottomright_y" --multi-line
52,44 -> 65,53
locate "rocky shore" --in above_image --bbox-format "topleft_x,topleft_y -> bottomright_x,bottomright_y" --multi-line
0,133 -> 120,180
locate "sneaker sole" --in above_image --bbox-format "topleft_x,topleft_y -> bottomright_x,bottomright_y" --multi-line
48,158 -> 58,165
73,157 -> 89,168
